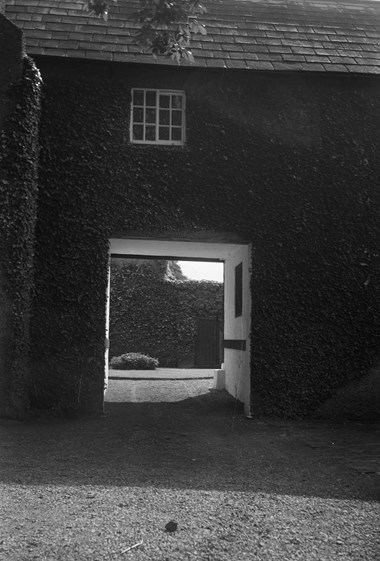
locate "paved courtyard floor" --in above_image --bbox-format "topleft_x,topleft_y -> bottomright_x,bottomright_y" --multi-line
1,378 -> 379,560
108,368 -> 214,380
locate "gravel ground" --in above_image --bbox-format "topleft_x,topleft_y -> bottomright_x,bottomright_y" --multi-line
1,379 -> 379,560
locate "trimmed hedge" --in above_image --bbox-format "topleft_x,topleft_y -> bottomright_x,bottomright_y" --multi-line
110,260 -> 223,367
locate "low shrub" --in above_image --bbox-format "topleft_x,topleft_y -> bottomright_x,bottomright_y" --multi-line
109,352 -> 159,370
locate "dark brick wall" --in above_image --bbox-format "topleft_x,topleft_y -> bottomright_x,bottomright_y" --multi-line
31,57 -> 380,417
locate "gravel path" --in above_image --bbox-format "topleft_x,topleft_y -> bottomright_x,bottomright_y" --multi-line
1,379 -> 379,560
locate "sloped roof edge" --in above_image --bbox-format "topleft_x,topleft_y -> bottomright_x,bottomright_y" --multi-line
5,0 -> 380,74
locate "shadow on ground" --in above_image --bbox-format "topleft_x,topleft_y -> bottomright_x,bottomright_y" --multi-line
1,390 -> 379,502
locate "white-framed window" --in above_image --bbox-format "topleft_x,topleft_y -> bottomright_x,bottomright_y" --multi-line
130,88 -> 186,145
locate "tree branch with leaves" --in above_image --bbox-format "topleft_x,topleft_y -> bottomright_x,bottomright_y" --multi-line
85,0 -> 208,63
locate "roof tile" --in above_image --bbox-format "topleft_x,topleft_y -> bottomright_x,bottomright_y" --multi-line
206,59 -> 227,68
305,55 -> 331,64
356,57 -> 380,65
323,63 -> 348,72
268,46 -> 292,54
346,64 -> 380,74
222,43 -> 243,51
246,60 -> 274,70
329,56 -> 356,64
272,61 -> 305,71
357,51 -> 380,59
258,38 -> 282,46
229,51 -> 253,60
85,50 -> 113,61
299,63 -> 325,72
282,54 -> 307,62
258,53 -> 282,62
226,59 -> 247,69
27,37 -> 39,46
283,33 -> 308,40
5,0 -> 380,74
291,47 -> 316,55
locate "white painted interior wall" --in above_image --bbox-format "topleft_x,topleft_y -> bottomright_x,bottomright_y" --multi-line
110,238 -> 243,260
224,245 -> 251,415
104,262 -> 111,391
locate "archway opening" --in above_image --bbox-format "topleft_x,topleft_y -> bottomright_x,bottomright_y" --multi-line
105,237 -> 251,415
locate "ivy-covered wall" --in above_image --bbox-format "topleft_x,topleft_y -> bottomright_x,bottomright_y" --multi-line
110,259 -> 223,367
30,57 -> 380,418
0,41 -> 41,418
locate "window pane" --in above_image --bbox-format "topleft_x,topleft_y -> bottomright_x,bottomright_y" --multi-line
145,91 -> 156,107
145,126 -> 156,141
159,127 -> 170,141
133,90 -> 144,106
172,94 -> 183,109
131,89 -> 185,145
159,95 -> 170,108
159,110 -> 170,126
171,127 -> 182,141
146,108 -> 156,124
172,110 -> 182,126
133,107 -> 144,123
132,125 -> 144,141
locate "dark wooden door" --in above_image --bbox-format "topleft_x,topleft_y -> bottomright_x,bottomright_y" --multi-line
195,318 -> 222,368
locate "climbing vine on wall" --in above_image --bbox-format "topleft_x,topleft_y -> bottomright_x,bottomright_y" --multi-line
31,60 -> 380,418
0,56 -> 41,417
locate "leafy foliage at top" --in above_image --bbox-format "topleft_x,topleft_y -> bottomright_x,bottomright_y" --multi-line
85,0 -> 117,20
84,0 -> 208,63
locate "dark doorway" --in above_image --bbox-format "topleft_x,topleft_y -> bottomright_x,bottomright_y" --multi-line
195,317 -> 222,368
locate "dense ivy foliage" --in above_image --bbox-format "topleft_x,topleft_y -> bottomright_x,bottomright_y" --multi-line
30,58 -> 380,418
0,56 -> 41,418
110,260 -> 223,367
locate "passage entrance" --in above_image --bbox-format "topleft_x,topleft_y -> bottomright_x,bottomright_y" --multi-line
195,318 -> 222,368
106,236 -> 252,415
